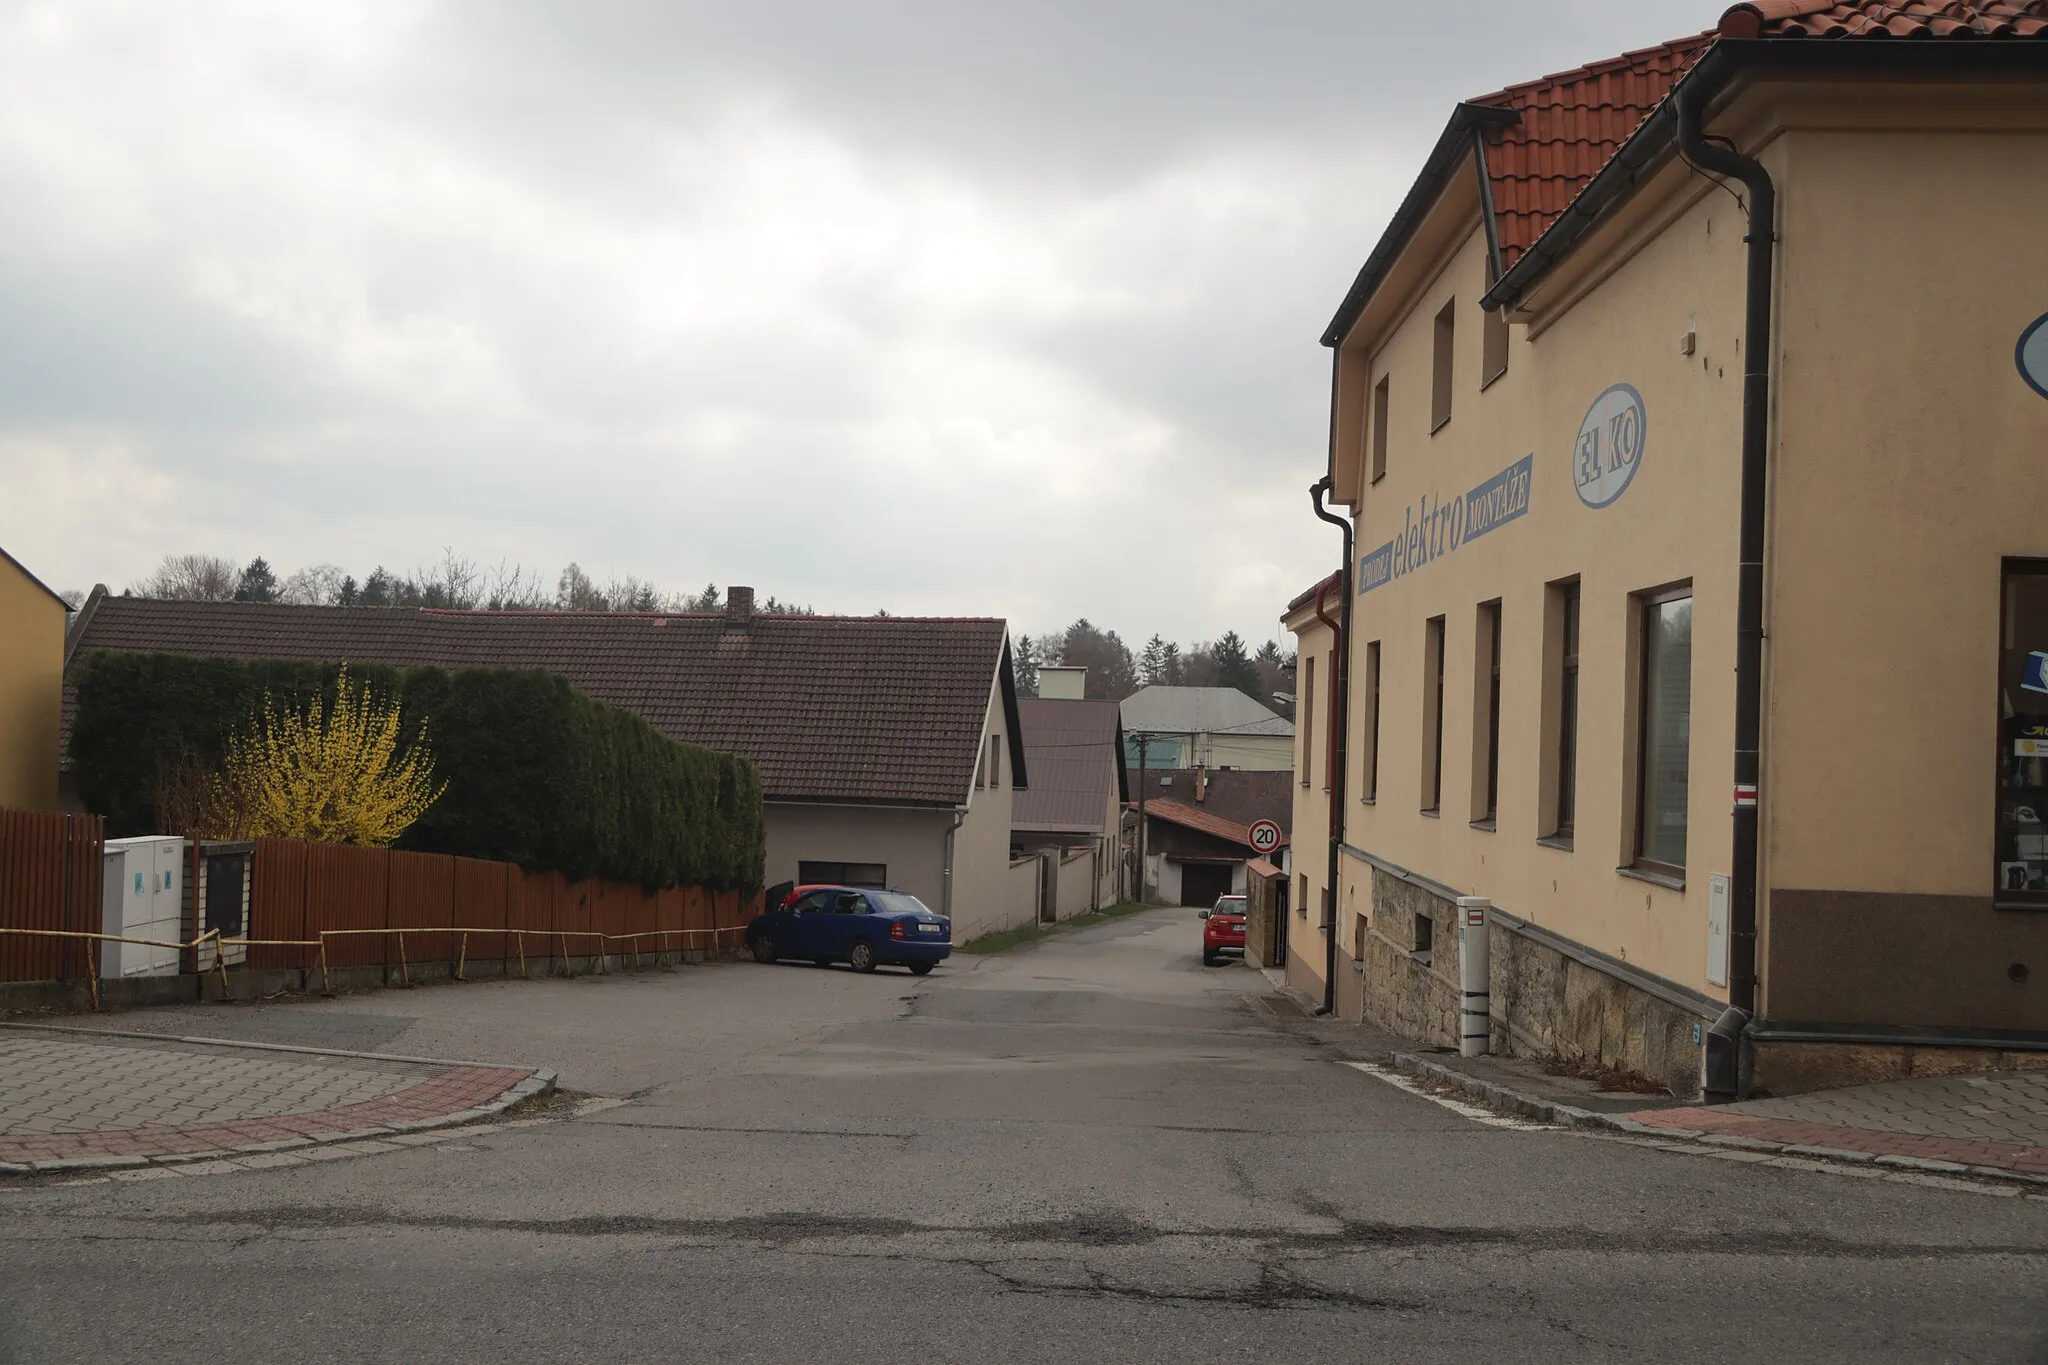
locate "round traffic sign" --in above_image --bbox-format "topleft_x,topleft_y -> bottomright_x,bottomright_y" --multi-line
1248,819 -> 1282,855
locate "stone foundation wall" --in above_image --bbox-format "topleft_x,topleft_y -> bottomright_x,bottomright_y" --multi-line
1749,1040 -> 2048,1098
1361,866 -> 1712,1100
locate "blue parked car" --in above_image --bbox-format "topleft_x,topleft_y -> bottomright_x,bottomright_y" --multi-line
746,884 -> 951,975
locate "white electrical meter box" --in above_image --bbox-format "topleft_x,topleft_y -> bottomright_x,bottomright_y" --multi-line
100,836 -> 187,978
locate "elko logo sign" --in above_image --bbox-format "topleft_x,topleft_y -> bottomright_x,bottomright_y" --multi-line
2021,312 -> 2048,401
1573,383 -> 1646,508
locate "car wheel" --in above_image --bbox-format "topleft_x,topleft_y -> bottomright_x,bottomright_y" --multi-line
907,961 -> 935,976
1202,949 -> 1219,966
848,940 -> 878,974
751,935 -> 778,964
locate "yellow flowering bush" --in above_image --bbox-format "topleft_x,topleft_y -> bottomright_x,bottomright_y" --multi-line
223,664 -> 444,846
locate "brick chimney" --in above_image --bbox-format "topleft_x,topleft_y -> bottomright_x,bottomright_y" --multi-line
725,585 -> 754,631
1195,765 -> 1208,804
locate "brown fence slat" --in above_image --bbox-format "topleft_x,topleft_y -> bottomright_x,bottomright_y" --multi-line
249,838 -> 309,970
387,850 -> 455,967
0,808 -> 104,984
453,857 -> 510,963
305,841 -> 390,968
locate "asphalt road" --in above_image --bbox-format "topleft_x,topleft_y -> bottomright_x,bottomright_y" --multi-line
4,907 -> 2045,1363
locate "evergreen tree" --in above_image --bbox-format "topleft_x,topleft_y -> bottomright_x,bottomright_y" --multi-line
1013,635 -> 1041,697
232,557 -> 278,603
1139,635 -> 1169,686
1256,639 -> 1283,667
359,568 -> 393,607
337,575 -> 360,607
1213,630 -> 1262,702
1161,641 -> 1182,686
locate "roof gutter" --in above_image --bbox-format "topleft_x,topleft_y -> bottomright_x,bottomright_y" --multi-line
1321,102 -> 1519,349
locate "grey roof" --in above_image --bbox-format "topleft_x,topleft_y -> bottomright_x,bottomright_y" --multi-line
63,593 -> 1026,807
1118,685 -> 1293,738
1013,698 -> 1126,835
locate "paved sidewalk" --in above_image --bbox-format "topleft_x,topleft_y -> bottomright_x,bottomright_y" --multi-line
0,1024 -> 551,1173
1629,1070 -> 2048,1180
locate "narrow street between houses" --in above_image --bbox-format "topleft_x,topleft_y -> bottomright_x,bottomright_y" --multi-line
2,907 -> 2044,1364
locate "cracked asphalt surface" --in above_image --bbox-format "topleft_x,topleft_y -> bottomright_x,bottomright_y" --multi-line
3,906 -> 2045,1362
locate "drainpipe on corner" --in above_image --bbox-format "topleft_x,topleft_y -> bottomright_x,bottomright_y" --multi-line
1676,74 -> 1774,1094
942,806 -> 968,920
1310,476 -> 1353,1017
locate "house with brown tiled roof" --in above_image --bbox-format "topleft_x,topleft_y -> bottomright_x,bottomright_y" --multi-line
1012,696 -> 1128,916
62,586 -> 1038,943
1306,2 -> 2048,1097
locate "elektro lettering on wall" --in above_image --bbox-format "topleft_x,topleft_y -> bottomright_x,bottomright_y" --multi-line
1357,454 -> 1533,596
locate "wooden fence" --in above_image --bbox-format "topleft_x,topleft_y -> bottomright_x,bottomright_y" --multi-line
0,809 -> 104,984
247,838 -> 760,972
0,808 -> 757,985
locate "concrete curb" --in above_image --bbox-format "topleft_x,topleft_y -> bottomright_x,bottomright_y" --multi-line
1382,1050 -> 2048,1191
0,1061 -> 557,1178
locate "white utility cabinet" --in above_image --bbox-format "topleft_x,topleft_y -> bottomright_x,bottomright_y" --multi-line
100,836 -> 186,978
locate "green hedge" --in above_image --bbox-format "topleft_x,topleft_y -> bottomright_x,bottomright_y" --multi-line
69,651 -> 765,891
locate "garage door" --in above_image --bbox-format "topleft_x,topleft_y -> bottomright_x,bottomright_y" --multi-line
1178,862 -> 1234,908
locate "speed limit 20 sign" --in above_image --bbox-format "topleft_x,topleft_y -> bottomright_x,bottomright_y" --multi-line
1247,820 -> 1283,855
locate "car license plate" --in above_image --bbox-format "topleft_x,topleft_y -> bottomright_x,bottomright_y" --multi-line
917,923 -> 942,934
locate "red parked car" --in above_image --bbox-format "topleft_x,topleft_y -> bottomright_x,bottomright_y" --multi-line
1201,894 -> 1247,966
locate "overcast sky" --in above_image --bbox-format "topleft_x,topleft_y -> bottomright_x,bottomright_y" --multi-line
0,1 -> 1716,646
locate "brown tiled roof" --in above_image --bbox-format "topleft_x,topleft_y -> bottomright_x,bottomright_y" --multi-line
1722,1 -> 2048,38
63,595 -> 1022,807
1013,698 -> 1125,835
1285,571 -> 1344,617
1469,34 -> 1717,273
1140,797 -> 1286,852
1325,0 -> 2046,347
1132,770 -> 1293,837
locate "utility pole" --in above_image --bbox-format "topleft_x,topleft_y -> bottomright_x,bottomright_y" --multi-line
1134,733 -> 1149,904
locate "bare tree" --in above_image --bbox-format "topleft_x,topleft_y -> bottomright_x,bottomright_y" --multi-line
482,561 -> 550,610
556,562 -> 606,610
279,563 -> 349,605
132,553 -> 238,601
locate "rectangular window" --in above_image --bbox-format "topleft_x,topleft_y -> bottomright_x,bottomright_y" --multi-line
1412,911 -> 1433,960
1431,300 -> 1455,433
1551,580 -> 1581,842
1473,601 -> 1502,827
1363,640 -> 1382,804
975,741 -> 986,789
1297,873 -> 1308,917
798,861 -> 887,888
1998,562 -> 2048,905
1634,589 -> 1693,875
1422,615 -> 1446,814
991,734 -> 1002,789
1300,655 -> 1316,788
1371,376 -> 1390,483
1481,306 -> 1509,389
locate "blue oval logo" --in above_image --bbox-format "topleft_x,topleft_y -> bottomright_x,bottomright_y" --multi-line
1573,383 -> 1647,509
2021,312 -> 2048,402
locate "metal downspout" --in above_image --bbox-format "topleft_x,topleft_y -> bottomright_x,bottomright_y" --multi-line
1676,77 -> 1775,1067
942,806 -> 967,920
1310,477 -> 1353,1017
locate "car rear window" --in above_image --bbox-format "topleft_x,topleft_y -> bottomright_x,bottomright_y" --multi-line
871,891 -> 935,916
1216,898 -> 1246,913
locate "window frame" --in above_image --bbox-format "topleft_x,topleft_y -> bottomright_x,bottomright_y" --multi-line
1543,579 -> 1581,847
1995,560 -> 2048,908
1363,640 -> 1381,805
1371,376 -> 1390,484
1422,615 -> 1446,815
1630,584 -> 1694,881
1430,300 -> 1455,434
1472,600 -> 1502,829
1300,654 -> 1316,789
1481,305 -> 1510,390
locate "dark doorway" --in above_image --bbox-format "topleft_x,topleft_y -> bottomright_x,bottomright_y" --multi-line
203,852 -> 247,938
1179,862 -> 1234,908
1273,877 -> 1289,967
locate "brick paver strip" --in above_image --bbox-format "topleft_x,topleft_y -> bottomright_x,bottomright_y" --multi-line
0,1030 -> 543,1169
1635,1108 -> 2048,1175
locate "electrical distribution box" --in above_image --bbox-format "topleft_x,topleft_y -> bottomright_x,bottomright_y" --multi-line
99,836 -> 186,978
